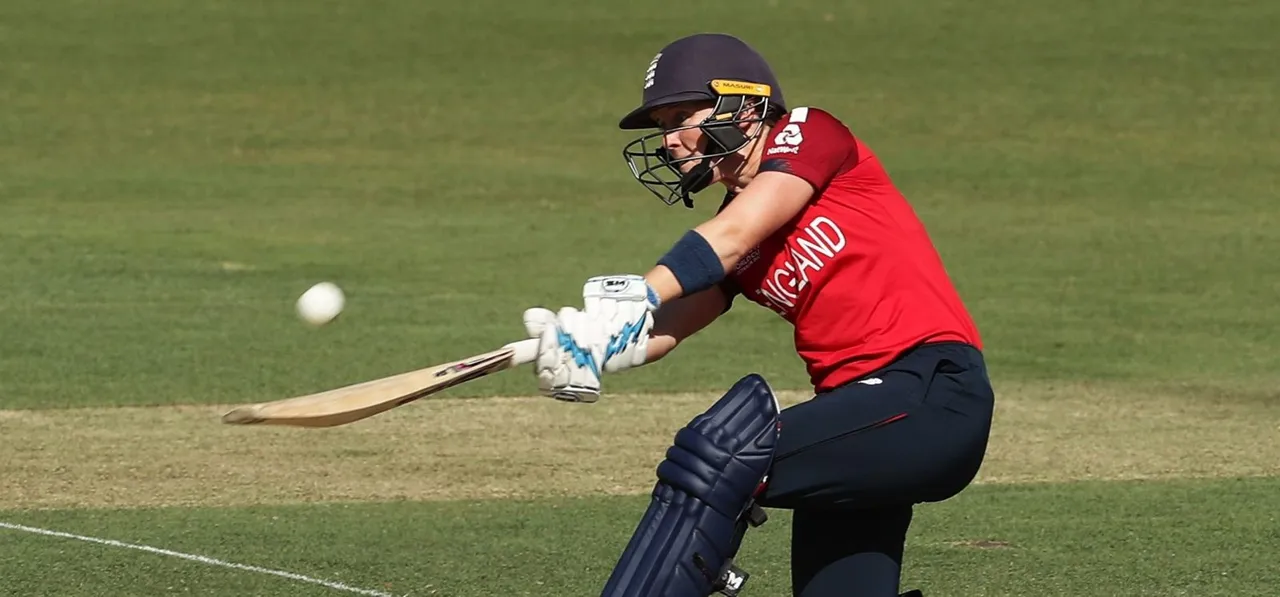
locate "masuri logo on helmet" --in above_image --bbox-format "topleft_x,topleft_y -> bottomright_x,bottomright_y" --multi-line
709,79 -> 772,98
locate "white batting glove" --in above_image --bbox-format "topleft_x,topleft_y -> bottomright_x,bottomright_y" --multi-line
581,275 -> 656,374
523,306 -> 603,403
520,275 -> 656,403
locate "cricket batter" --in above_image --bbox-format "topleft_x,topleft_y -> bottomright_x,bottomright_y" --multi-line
523,33 -> 995,597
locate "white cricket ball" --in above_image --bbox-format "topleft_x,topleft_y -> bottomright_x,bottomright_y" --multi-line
296,282 -> 345,326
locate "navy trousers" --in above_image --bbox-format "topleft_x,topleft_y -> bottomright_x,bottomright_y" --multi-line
756,342 -> 995,597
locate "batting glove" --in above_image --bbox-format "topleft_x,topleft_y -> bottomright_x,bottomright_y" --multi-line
524,306 -> 604,403
581,274 -> 656,373
522,276 -> 655,403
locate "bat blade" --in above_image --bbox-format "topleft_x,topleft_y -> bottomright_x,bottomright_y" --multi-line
221,339 -> 538,428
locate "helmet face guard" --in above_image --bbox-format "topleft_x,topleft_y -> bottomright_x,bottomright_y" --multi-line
623,85 -> 774,208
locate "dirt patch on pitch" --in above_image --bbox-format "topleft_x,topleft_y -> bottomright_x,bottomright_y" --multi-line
1,382 -> 1277,510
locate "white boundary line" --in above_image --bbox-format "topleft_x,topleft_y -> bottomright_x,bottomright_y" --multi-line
0,521 -> 399,597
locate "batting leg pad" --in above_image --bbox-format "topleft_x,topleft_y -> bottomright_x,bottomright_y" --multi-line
601,374 -> 781,597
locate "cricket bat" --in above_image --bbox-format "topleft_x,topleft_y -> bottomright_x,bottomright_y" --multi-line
220,338 -> 540,428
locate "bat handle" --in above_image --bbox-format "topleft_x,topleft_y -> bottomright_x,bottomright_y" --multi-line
501,338 -> 541,367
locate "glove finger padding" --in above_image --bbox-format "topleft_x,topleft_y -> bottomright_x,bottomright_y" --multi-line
556,308 -> 604,402
525,306 -> 602,403
524,306 -> 571,397
540,327 -> 601,403
523,307 -> 557,339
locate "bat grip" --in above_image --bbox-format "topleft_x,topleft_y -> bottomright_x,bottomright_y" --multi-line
501,338 -> 541,367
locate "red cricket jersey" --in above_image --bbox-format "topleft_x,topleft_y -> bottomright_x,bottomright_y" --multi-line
721,106 -> 982,392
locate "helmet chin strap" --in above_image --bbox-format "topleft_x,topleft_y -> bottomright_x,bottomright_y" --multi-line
676,158 -> 716,207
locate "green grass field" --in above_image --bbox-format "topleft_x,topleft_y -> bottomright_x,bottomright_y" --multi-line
2,0 -> 1278,595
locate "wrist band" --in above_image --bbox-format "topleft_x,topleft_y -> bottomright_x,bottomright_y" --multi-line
657,230 -> 726,296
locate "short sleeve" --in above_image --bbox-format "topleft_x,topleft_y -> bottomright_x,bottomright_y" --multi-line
758,107 -> 858,190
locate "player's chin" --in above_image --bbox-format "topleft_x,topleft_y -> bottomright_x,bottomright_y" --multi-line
674,156 -> 703,174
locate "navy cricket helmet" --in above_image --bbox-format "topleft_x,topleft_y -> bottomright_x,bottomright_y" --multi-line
619,33 -> 787,208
